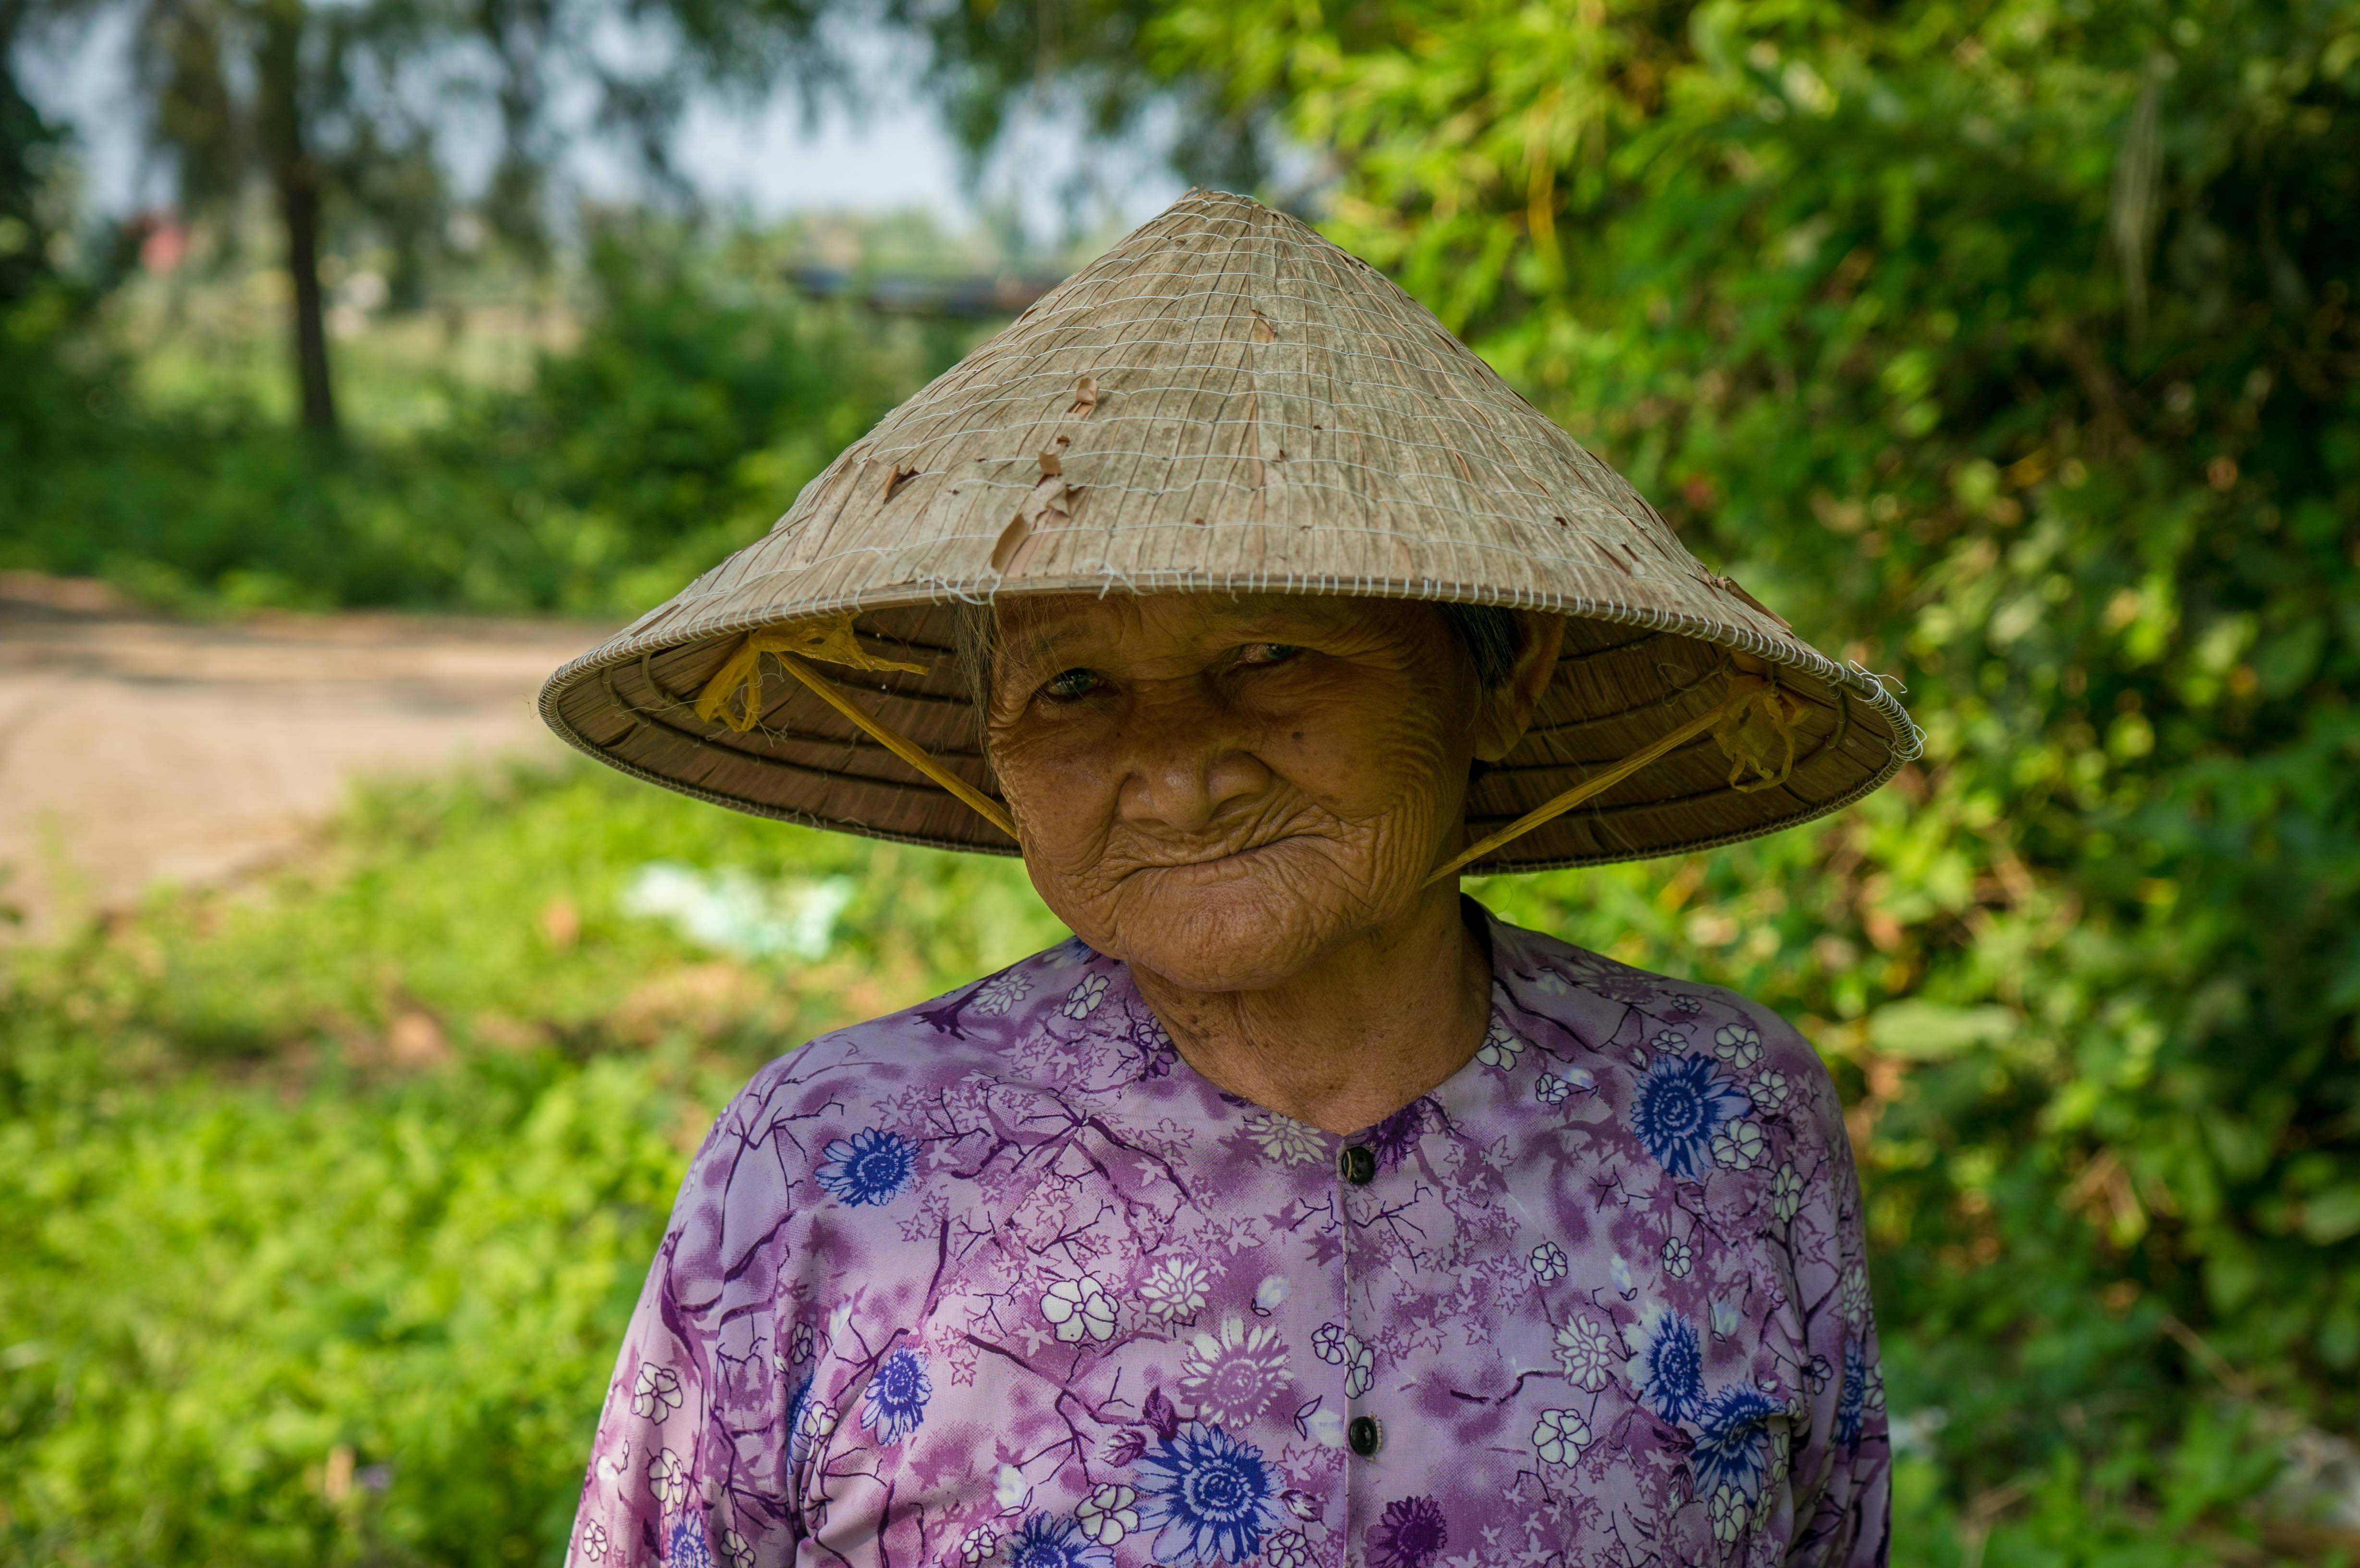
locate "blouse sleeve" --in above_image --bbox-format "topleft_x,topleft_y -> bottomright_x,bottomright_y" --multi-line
565,1082 -> 804,1568
1764,1010 -> 1891,1567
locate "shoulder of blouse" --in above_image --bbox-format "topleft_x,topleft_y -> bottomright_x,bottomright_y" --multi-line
1485,909 -> 1851,1147
668,936 -> 1114,1207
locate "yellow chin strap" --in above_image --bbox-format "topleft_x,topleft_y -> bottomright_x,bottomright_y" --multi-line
693,614 -> 1020,839
694,617 -> 1800,873
1419,672 -> 1802,886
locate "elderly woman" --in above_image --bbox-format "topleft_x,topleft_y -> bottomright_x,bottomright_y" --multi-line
544,193 -> 1910,1568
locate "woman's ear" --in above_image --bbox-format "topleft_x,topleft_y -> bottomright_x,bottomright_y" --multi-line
1471,612 -> 1565,763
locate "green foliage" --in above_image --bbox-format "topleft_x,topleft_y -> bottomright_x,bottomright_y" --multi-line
0,764 -> 1067,1566
1143,0 -> 2360,1549
0,223 -> 970,616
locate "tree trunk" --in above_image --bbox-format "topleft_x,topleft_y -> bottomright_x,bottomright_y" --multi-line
257,0 -> 336,436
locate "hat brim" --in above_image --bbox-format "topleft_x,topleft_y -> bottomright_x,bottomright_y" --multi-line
540,583 -> 1913,873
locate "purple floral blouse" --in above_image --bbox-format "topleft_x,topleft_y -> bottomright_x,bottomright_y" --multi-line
566,908 -> 1888,1568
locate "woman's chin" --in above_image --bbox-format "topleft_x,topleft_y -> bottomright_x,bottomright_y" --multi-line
1095,874 -> 1359,994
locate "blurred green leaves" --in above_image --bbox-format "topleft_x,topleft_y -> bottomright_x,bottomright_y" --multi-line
1,220 -> 973,618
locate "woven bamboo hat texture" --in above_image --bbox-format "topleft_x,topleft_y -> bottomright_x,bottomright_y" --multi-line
540,190 -> 1917,872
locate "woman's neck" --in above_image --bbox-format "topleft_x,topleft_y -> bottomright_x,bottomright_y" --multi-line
1128,888 -> 1495,1135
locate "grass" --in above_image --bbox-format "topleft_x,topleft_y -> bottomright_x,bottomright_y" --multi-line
0,761 -> 1066,1567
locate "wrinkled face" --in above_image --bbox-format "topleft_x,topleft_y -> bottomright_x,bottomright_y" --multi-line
982,593 -> 1553,993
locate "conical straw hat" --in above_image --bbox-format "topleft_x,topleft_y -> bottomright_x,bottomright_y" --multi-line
540,190 -> 1917,872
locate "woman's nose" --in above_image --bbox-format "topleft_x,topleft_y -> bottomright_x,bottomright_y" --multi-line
1112,691 -> 1271,833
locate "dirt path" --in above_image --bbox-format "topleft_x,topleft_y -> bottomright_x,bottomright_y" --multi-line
0,573 -> 614,942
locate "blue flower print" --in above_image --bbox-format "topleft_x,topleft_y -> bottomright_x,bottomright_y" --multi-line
816,1127 -> 917,1206
1628,1054 -> 1752,1179
785,1370 -> 821,1462
1835,1337 -> 1869,1446
1364,1097 -> 1440,1172
666,1516 -> 716,1568
1006,1513 -> 1117,1568
1690,1384 -> 1786,1501
1367,1495 -> 1449,1568
1624,1305 -> 1706,1424
1134,1421 -> 1283,1564
859,1348 -> 932,1444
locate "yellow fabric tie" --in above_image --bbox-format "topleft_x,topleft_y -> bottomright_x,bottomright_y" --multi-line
693,615 -> 1019,840
1422,673 -> 1804,886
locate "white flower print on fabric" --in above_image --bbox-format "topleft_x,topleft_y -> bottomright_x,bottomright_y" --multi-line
1265,1530 -> 1315,1568
1077,1482 -> 1141,1545
630,1363 -> 684,1420
1650,1029 -> 1689,1053
1476,1017 -> 1526,1070
1554,1316 -> 1620,1390
1771,1163 -> 1805,1223
647,1447 -> 689,1509
789,1322 -> 814,1362
1757,1068 -> 1793,1109
1254,1274 -> 1289,1312
1179,1316 -> 1291,1427
1141,1257 -> 1214,1324
1670,991 -> 1707,1016
1532,1409 -> 1592,1466
959,1525 -> 998,1564
1711,1120 -> 1766,1172
1243,1112 -> 1327,1167
1343,1335 -> 1375,1398
971,970 -> 1032,1017
1042,1276 -> 1119,1342
719,1528 -> 755,1568
1536,1066 -> 1596,1106
578,1521 -> 609,1561
1711,1298 -> 1743,1339
1714,1024 -> 1764,1071
1311,1323 -> 1346,1364
1662,1235 -> 1695,1278
794,1393 -> 837,1449
1061,973 -> 1109,1018
1710,1486 -> 1752,1543
1530,1242 -> 1569,1282
995,1462 -> 1030,1511
1840,1262 -> 1874,1326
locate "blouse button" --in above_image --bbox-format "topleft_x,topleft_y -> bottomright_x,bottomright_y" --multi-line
1340,1145 -> 1377,1186
1347,1416 -> 1382,1457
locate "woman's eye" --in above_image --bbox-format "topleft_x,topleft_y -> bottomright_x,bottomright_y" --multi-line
1239,642 -> 1303,666
1040,668 -> 1104,700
